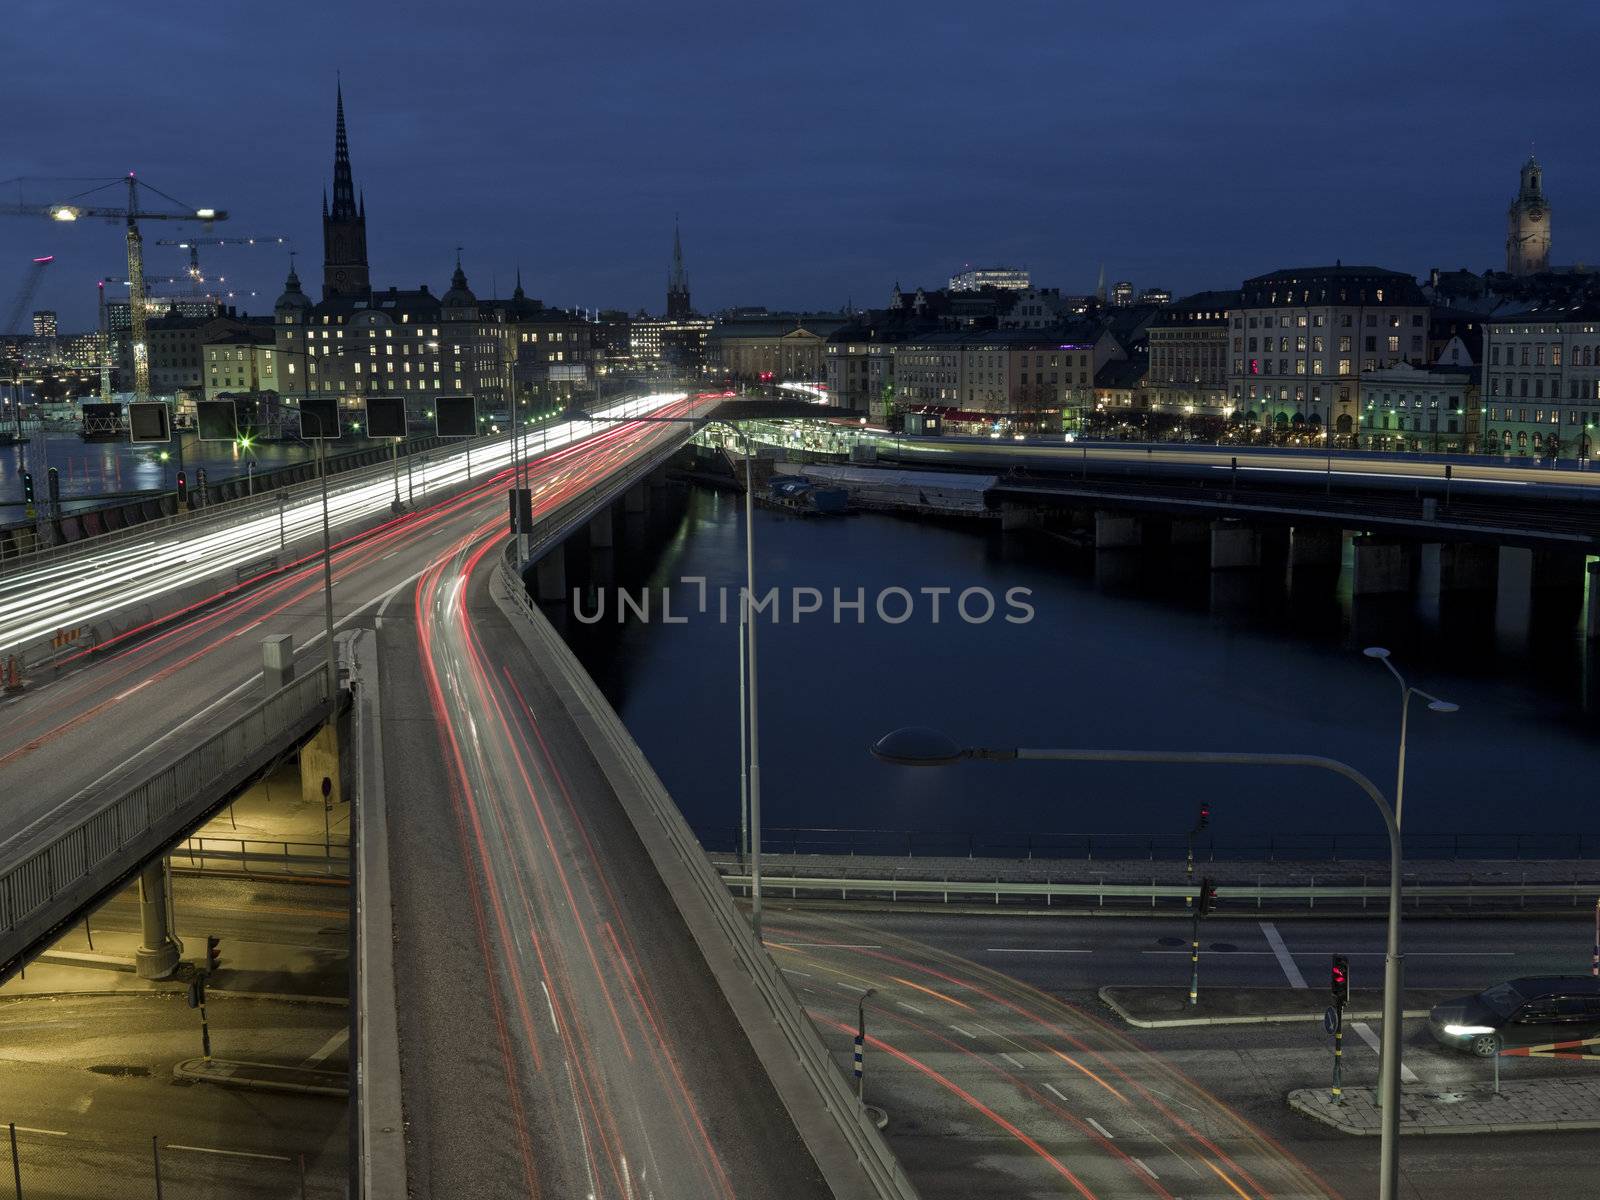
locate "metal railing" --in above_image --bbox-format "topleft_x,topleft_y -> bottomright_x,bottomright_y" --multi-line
0,669 -> 333,974
717,871 -> 1600,911
174,835 -> 350,879
697,825 -> 1600,862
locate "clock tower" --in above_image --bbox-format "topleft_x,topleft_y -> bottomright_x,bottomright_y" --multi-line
322,83 -> 371,301
1505,155 -> 1550,277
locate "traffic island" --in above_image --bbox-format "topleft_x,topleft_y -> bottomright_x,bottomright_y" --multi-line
175,1056 -> 347,1097
1288,1078 -> 1600,1135
1099,984 -> 1455,1028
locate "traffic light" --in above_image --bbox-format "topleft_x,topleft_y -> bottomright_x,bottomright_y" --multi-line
176,472 -> 188,505
46,466 -> 59,504
1197,878 -> 1217,917
1197,802 -> 1210,831
205,934 -> 222,974
1331,955 -> 1350,1006
20,470 -> 34,505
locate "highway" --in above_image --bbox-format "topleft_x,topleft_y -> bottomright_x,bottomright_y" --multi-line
0,394 -> 693,868
768,907 -> 1600,1200
373,415 -> 833,1196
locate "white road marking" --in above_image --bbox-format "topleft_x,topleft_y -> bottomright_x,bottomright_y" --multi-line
9,1126 -> 66,1137
780,967 -> 812,979
381,551 -> 398,560
1260,922 -> 1307,988
1132,1157 -> 1160,1180
774,942 -> 881,949
949,1024 -> 977,1039
1350,1021 -> 1420,1082
1043,1082 -> 1072,1106
302,1027 -> 349,1066
541,979 -> 561,1036
986,947 -> 1091,954
1084,1116 -> 1113,1139
896,1001 -> 925,1015
1000,1051 -> 1026,1070
111,678 -> 154,703
165,1145 -> 291,1162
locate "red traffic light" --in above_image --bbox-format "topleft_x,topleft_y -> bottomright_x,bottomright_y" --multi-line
205,934 -> 222,974
176,472 -> 188,504
1331,954 -> 1350,1004
1197,802 -> 1210,831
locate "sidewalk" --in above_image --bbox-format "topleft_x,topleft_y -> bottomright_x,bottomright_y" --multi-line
1100,985 -> 1456,1028
1289,1077 -> 1600,1135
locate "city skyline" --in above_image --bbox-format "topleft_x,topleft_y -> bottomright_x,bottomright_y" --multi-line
7,1 -> 1600,328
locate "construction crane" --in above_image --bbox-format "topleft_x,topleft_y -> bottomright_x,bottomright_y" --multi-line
3,255 -> 54,435
0,173 -> 226,403
155,234 -> 288,293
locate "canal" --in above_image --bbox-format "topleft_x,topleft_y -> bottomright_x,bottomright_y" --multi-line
556,485 -> 1600,858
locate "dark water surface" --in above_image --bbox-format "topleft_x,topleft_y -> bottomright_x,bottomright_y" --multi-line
558,486 -> 1600,856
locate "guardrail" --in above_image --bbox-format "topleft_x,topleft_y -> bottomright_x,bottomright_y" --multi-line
0,669 -> 334,979
495,541 -> 919,1200
718,872 -> 1600,911
697,825 -> 1600,862
174,836 -> 350,879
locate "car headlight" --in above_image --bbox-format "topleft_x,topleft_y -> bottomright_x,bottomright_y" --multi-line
1442,1024 -> 1496,1037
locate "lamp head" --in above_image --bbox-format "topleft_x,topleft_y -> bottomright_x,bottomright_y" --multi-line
871,727 -> 965,767
1427,699 -> 1459,714
1362,646 -> 1391,660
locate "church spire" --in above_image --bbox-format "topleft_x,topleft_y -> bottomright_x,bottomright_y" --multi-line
322,80 -> 371,301
330,81 -> 357,221
666,216 -> 692,319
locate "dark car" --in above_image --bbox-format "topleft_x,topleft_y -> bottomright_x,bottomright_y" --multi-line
1428,976 -> 1600,1057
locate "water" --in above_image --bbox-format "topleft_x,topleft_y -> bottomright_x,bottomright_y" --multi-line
560,487 -> 1600,854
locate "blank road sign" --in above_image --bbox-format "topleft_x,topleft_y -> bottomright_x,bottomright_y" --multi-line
435,394 -> 477,438
196,400 -> 239,442
127,401 -> 171,443
298,396 -> 341,439
365,395 -> 407,439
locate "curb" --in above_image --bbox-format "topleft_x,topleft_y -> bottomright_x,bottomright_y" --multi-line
0,987 -> 346,1007
1286,1090 -> 1600,1136
174,1057 -> 348,1098
1098,986 -> 1427,1028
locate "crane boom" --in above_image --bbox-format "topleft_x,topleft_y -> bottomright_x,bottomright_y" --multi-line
3,255 -> 54,336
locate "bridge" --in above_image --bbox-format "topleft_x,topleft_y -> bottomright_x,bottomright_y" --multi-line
0,391 -> 914,1199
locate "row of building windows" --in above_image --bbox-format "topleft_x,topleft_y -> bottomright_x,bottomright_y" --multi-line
1488,376 -> 1600,399
1233,312 -> 1420,330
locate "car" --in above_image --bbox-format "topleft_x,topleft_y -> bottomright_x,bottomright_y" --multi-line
1428,976 -> 1600,1057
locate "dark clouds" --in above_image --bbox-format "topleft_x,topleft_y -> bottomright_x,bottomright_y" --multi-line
6,0 -> 1597,328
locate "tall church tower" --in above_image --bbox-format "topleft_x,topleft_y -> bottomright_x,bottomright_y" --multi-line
1505,156 -> 1551,277
322,84 -> 371,301
666,220 -> 692,319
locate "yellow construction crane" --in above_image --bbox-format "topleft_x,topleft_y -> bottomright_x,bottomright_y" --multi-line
155,234 -> 288,293
0,173 -> 226,403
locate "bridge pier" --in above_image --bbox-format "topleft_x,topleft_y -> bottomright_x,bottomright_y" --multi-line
535,548 -> 568,603
1495,546 -> 1534,641
1094,512 -> 1142,550
1588,562 -> 1600,640
1001,503 -> 1040,532
589,507 -> 614,549
1288,526 -> 1341,569
134,858 -> 182,980
1209,520 -> 1261,570
299,722 -> 342,811
1352,537 -> 1412,595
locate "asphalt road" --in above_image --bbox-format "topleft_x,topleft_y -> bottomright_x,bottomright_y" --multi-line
376,417 -> 832,1198
767,906 -> 1600,1200
0,994 -> 347,1199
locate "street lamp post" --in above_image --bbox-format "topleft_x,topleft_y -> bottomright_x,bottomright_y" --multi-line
295,407 -> 339,698
869,696 -> 1451,1200
856,986 -> 876,1104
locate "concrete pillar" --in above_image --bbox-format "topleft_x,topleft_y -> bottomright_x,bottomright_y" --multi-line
261,634 -> 294,694
624,484 -> 647,514
535,549 -> 568,603
589,507 -> 614,549
1587,562 -> 1600,640
1209,520 -> 1261,570
134,858 -> 181,980
299,722 -> 342,810
1496,546 -> 1534,639
1351,537 -> 1412,596
1170,519 -> 1209,548
1001,504 -> 1039,532
1094,512 -> 1142,549
1533,549 -> 1585,591
1288,526 -> 1342,569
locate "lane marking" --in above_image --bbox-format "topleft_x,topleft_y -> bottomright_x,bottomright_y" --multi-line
9,1127 -> 67,1138
986,947 -> 1091,954
1084,1116 -> 1113,1139
302,1027 -> 349,1066
896,1001 -> 925,1015
165,1145 -> 291,1162
949,1024 -> 977,1039
774,942 -> 881,949
540,978 -> 560,1036
1132,1157 -> 1160,1180
1261,921 -> 1308,988
1350,1020 -> 1420,1082
1000,1051 -> 1026,1070
780,967 -> 812,979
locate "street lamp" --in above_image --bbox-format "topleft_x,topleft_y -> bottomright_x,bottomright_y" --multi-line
293,406 -> 339,699
869,720 -> 1425,1200
856,986 -> 876,1105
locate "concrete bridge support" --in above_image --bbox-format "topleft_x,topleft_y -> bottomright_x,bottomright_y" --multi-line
589,507 -> 614,549
1352,537 -> 1412,595
1588,561 -> 1600,640
1289,526 -> 1342,569
134,859 -> 181,980
1209,520 -> 1261,570
300,722 -> 342,810
1094,512 -> 1142,550
1495,546 -> 1534,640
535,548 -> 568,603
1001,504 -> 1040,532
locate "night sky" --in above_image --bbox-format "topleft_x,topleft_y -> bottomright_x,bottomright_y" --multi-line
8,1 -> 1598,330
